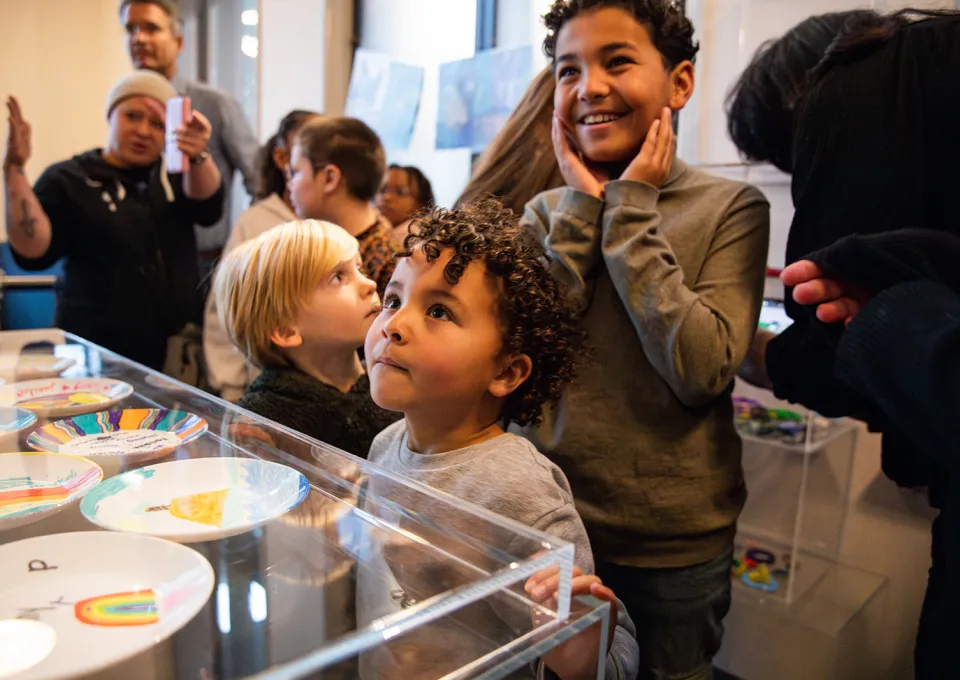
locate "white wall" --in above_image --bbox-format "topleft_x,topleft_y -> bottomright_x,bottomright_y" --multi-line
258,0 -> 330,142
359,0 -> 477,209
0,0 -> 132,238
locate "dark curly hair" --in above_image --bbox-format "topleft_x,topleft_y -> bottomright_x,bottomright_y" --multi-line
400,200 -> 585,428
543,0 -> 699,69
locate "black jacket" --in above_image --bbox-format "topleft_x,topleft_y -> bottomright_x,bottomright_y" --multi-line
766,16 -> 960,492
14,149 -> 224,369
237,368 -> 401,458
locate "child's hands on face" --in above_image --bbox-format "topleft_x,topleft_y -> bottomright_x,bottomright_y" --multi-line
621,107 -> 675,189
552,114 -> 609,199
525,565 -> 618,680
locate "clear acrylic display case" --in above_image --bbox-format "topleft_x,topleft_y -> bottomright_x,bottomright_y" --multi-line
0,330 -> 611,680
732,379 -> 858,605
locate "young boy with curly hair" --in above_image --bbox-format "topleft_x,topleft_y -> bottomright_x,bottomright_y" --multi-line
523,1 -> 771,677
359,200 -> 639,680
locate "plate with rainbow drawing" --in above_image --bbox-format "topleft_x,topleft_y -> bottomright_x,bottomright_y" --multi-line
0,531 -> 213,679
0,452 -> 103,532
79,457 -> 310,543
26,409 -> 208,465
0,378 -> 133,418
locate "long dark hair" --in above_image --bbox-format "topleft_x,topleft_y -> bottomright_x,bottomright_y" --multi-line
725,10 -> 882,173
726,8 -> 960,173
809,8 -> 960,84
254,109 -> 320,201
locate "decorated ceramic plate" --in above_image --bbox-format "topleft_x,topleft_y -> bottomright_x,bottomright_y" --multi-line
0,453 -> 103,532
0,379 -> 133,419
0,407 -> 38,441
26,410 -> 208,465
16,356 -> 77,381
80,457 -> 310,543
0,531 -> 214,679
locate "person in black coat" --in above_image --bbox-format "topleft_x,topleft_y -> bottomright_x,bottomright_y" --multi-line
4,70 -> 224,370
726,10 -> 960,678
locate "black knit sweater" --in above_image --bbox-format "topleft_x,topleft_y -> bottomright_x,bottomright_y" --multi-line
237,368 -> 401,458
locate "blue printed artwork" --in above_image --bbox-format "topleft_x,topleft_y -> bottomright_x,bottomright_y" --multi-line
345,49 -> 425,151
436,45 -> 534,153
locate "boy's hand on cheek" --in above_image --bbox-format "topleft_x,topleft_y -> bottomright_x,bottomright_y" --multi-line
621,107 -> 675,189
552,114 -> 607,199
525,565 -> 618,680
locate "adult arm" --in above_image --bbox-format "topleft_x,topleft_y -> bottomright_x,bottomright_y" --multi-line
178,110 -> 222,201
3,97 -> 53,261
835,281 -> 960,470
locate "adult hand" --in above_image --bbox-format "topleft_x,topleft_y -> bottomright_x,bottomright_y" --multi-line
177,109 -> 212,161
5,97 -> 32,170
526,565 -> 618,680
552,114 -> 607,199
781,260 -> 870,325
620,107 -> 674,188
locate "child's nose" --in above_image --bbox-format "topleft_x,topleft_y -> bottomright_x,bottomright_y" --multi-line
580,66 -> 610,100
382,309 -> 407,342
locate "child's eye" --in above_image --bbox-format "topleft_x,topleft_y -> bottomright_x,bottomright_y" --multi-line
383,294 -> 401,310
426,304 -> 453,322
607,56 -> 634,69
557,65 -> 578,79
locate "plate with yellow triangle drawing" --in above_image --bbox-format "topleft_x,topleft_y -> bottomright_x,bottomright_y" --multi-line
79,457 -> 310,543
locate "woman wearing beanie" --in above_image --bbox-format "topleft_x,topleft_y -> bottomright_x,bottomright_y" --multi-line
3,70 -> 223,372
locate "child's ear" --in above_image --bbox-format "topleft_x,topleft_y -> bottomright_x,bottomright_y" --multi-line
270,326 -> 303,349
321,164 -> 344,196
668,60 -> 695,111
489,352 -> 534,399
272,146 -> 289,175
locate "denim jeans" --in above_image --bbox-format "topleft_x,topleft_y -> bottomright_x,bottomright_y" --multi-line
596,550 -> 734,680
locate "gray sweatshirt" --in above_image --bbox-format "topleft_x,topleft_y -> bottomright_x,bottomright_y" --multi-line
357,419 -> 639,679
522,159 -> 770,568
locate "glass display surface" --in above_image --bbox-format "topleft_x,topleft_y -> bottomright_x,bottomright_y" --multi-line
0,330 -> 609,680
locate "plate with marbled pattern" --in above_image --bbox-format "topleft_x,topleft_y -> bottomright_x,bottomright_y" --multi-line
26,409 -> 207,464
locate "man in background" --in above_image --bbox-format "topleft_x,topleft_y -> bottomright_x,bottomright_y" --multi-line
120,0 -> 258,295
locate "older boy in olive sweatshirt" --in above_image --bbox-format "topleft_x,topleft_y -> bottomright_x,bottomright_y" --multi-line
522,2 -> 771,678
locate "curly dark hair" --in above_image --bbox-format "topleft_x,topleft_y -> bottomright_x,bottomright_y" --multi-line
543,0 -> 699,68
400,200 -> 585,428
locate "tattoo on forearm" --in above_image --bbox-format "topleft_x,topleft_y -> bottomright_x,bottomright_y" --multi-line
19,198 -> 36,239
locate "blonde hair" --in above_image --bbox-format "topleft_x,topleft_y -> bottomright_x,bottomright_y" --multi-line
456,67 -> 565,215
213,219 -> 359,369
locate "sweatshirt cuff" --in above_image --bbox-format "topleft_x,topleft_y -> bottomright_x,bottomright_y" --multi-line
555,186 -> 605,225
835,281 -> 955,393
604,180 -> 660,211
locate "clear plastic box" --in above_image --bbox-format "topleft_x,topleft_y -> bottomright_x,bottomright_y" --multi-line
0,330 -> 612,680
732,379 -> 859,605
